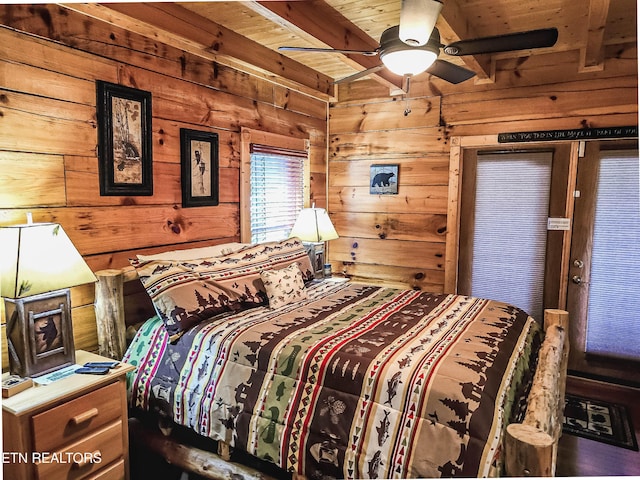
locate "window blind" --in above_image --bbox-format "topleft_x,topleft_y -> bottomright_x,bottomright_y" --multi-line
470,151 -> 552,321
586,149 -> 640,360
249,144 -> 306,244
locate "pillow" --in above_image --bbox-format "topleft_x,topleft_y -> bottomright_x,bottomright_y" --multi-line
258,237 -> 315,283
260,263 -> 307,309
130,244 -> 270,341
136,242 -> 248,261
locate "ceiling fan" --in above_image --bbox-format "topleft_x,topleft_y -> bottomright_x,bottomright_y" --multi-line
278,0 -> 558,85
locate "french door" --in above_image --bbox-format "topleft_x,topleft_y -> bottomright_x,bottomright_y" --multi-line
458,144 -> 572,320
457,139 -> 639,384
566,141 -> 640,383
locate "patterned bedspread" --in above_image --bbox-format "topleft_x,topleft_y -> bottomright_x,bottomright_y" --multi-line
124,280 -> 542,479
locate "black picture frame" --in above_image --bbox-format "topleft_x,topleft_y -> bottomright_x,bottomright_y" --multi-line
4,290 -> 75,378
96,81 -> 153,196
180,128 -> 219,207
370,164 -> 399,194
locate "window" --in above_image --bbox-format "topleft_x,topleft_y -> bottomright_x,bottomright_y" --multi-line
240,128 -> 309,243
249,145 -> 306,243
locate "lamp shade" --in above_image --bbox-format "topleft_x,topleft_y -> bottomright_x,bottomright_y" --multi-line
0,223 -> 97,298
288,208 -> 339,243
399,0 -> 443,47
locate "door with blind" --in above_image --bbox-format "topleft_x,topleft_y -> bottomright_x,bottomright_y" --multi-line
566,141 -> 640,383
458,146 -> 571,322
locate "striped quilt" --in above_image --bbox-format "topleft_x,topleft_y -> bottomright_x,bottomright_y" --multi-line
124,280 -> 542,478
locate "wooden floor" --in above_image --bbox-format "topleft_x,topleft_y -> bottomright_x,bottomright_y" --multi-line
556,375 -> 640,476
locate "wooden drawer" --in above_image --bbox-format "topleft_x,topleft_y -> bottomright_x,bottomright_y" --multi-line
86,459 -> 125,480
31,382 -> 121,452
34,420 -> 123,480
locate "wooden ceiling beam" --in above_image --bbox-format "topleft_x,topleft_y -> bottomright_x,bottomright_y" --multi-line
255,0 -> 404,90
437,0 -> 493,82
66,2 -> 335,98
580,0 -> 610,72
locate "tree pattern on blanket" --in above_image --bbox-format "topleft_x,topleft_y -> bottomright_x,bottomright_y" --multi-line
125,281 -> 542,479
129,237 -> 315,341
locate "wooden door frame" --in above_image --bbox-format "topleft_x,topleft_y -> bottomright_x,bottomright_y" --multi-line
445,135 -> 579,309
565,141 -> 599,372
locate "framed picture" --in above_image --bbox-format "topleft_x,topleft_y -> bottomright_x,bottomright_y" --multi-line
96,81 -> 153,196
4,290 -> 75,378
180,128 -> 219,207
370,164 -> 399,194
302,243 -> 326,278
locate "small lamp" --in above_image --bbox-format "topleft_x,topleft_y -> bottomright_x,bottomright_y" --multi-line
0,221 -> 97,377
288,206 -> 339,277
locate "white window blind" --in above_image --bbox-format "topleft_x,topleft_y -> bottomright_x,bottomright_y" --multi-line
250,144 -> 306,244
586,149 -> 640,360
470,151 -> 552,321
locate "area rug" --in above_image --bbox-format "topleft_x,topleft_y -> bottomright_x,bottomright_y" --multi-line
563,394 -> 638,451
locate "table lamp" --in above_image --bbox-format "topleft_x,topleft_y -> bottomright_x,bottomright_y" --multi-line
289,206 -> 339,277
0,221 -> 97,377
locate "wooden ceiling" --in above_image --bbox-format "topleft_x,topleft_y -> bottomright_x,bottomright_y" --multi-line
72,1 -> 637,98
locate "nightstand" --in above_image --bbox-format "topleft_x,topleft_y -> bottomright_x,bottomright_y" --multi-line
2,350 -> 135,480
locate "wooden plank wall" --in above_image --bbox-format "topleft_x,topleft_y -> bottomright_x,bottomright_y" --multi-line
328,42 -> 638,289
0,5 -> 637,368
0,4 -> 327,368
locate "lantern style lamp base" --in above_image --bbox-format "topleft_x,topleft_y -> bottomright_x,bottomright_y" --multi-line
4,289 -> 76,378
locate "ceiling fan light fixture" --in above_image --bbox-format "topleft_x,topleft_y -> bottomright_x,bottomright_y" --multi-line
399,0 -> 443,46
380,26 -> 440,76
381,49 -> 438,76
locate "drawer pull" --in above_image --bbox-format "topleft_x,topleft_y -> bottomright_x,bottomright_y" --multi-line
72,450 -> 101,469
70,408 -> 99,425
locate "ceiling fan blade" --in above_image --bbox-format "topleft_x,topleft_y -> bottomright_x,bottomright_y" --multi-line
279,46 -> 378,56
426,59 -> 476,84
333,65 -> 386,84
443,28 -> 558,56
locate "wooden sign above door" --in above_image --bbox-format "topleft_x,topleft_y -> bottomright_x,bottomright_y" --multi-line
498,126 -> 637,143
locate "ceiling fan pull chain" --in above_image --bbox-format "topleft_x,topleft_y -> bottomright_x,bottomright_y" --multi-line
404,97 -> 412,116
404,76 -> 412,116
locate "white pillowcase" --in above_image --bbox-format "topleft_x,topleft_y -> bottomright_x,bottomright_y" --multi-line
260,263 -> 307,309
136,242 -> 248,261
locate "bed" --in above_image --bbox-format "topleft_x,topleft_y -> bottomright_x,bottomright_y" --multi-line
93,238 -> 569,479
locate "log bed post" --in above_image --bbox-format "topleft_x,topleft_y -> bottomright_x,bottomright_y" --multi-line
505,309 -> 569,477
95,269 -> 128,360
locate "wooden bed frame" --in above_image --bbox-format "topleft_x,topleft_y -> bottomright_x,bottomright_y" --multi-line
94,267 -> 570,479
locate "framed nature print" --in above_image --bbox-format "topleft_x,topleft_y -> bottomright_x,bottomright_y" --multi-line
370,164 -> 399,194
96,81 -> 153,196
180,128 -> 219,207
